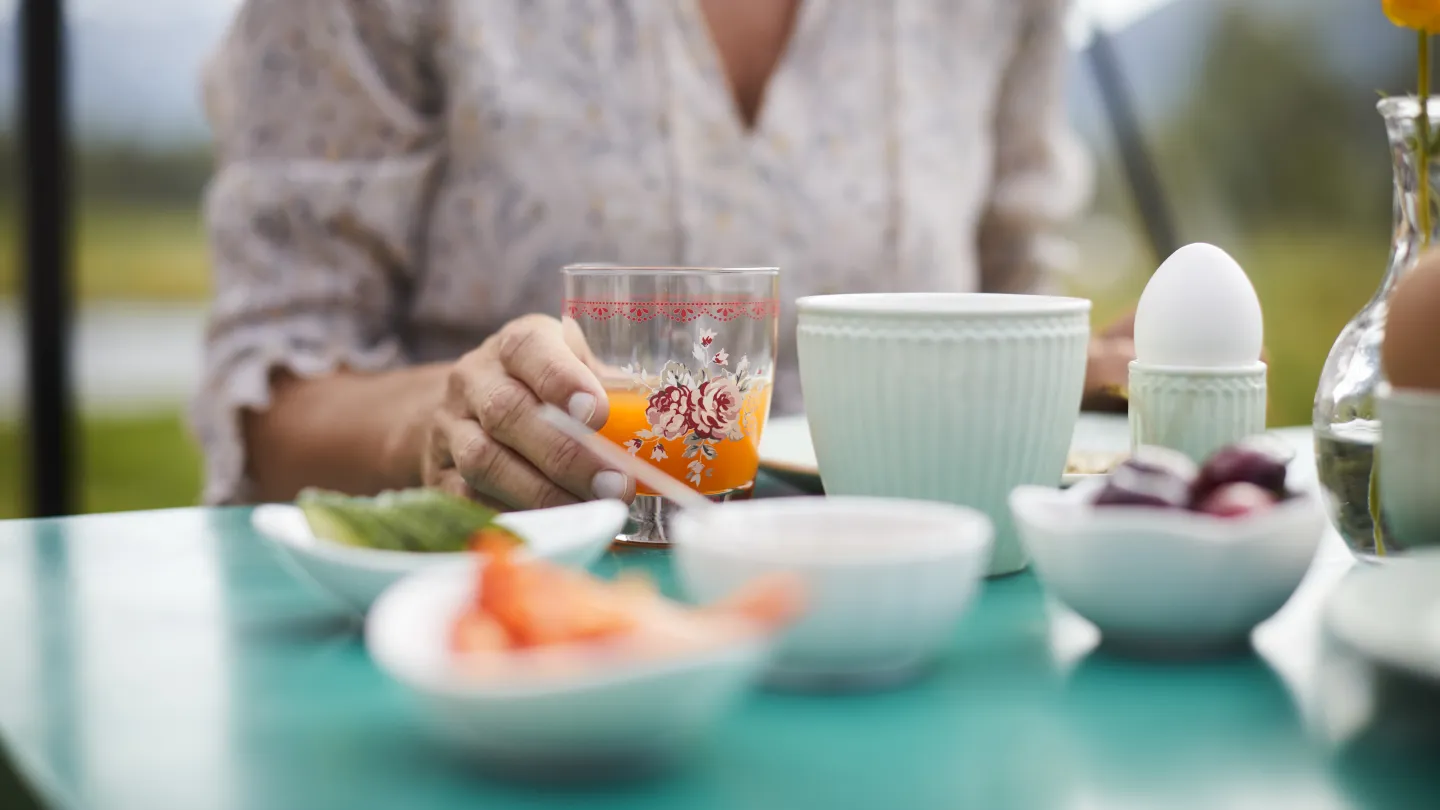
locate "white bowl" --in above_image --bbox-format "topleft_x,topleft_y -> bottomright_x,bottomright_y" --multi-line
1010,482 -> 1326,654
671,497 -> 994,690
365,562 -> 773,769
252,499 -> 627,612
796,293 -> 1091,576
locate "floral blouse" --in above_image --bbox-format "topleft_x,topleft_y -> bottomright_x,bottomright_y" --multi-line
194,0 -> 1090,504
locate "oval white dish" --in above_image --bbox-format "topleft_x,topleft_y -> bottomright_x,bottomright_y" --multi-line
365,562 -> 774,770
758,412 -> 1133,492
251,498 -> 627,612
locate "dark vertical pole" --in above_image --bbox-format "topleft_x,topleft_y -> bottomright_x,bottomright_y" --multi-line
20,0 -> 76,517
1085,26 -> 1180,263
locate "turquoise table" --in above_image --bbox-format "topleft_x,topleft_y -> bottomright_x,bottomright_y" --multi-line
3,471 -> 1440,810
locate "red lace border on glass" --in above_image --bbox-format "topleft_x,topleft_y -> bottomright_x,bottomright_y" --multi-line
563,299 -> 779,322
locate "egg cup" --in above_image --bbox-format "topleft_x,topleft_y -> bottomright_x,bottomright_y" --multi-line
1128,361 -> 1267,464
1377,383 -> 1440,553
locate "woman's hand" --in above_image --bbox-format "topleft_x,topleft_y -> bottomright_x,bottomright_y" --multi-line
421,315 -> 636,509
1083,335 -> 1135,412
1082,309 -> 1136,412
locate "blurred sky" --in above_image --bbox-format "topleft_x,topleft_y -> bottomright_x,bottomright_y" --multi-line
0,0 -> 240,24
1069,0 -> 1179,45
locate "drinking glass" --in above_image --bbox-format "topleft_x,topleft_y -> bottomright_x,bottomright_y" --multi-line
562,266 -> 779,545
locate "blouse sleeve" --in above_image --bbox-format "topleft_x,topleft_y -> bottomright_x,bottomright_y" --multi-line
976,0 -> 1092,295
191,0 -> 444,505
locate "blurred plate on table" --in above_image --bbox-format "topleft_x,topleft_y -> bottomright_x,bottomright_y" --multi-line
1323,550 -> 1440,686
758,413 -> 1133,494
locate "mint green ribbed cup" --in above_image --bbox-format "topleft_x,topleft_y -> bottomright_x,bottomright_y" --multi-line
1127,361 -> 1267,464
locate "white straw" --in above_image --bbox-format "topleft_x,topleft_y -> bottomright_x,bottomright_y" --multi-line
537,404 -> 715,512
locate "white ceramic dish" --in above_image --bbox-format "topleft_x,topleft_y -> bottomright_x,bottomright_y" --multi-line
795,293 -> 1091,576
672,497 -> 993,690
758,412 -> 1134,491
1323,549 -> 1440,684
1010,480 -> 1326,655
252,499 -> 627,612
365,562 -> 773,768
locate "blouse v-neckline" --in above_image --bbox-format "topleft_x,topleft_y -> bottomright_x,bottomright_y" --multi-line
672,0 -> 827,145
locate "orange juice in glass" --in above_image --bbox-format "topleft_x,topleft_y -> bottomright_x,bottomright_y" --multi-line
599,385 -> 773,496
562,265 -> 779,545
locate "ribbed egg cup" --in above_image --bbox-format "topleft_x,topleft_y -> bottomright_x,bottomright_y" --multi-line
1128,361 -> 1267,464
1376,384 -> 1440,553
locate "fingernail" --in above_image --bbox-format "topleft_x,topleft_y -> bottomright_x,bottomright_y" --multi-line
568,392 -> 598,424
591,470 -> 628,501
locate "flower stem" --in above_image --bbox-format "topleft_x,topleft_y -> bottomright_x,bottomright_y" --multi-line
1369,456 -> 1387,558
1419,31 -> 1432,248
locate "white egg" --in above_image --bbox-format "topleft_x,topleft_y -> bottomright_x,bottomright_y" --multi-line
1133,243 -> 1264,368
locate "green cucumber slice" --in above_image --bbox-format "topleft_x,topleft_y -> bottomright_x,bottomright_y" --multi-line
294,487 -> 525,552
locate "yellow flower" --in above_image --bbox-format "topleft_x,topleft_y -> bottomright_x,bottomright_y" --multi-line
1385,0 -> 1440,32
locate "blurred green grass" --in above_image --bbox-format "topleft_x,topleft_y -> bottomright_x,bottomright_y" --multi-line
0,414 -> 202,519
0,204 -> 1393,518
0,203 -> 210,301
0,203 -> 208,517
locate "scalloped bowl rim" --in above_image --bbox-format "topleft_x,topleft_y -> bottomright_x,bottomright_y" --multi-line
1009,482 -> 1326,643
671,496 -> 995,567
1009,481 -> 1322,544
796,292 -> 1092,317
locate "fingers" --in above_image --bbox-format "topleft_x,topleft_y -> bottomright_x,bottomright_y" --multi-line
427,315 -> 636,509
451,317 -> 635,503
1101,308 -> 1137,340
495,315 -> 609,430
452,365 -> 631,502
560,316 -> 601,372
438,410 -> 583,510
563,316 -> 631,392
433,469 -> 509,511
1085,337 -> 1134,390
420,422 -> 508,509
1081,336 -> 1135,413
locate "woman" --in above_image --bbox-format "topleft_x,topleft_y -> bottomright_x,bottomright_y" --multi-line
194,0 -> 1133,510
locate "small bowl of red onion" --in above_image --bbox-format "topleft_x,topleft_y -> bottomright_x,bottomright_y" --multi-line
1009,439 -> 1326,657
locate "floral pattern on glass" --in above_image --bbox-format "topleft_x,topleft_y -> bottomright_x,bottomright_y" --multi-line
619,324 -> 769,487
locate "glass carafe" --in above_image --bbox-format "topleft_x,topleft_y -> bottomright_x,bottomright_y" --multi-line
1314,97 -> 1438,560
